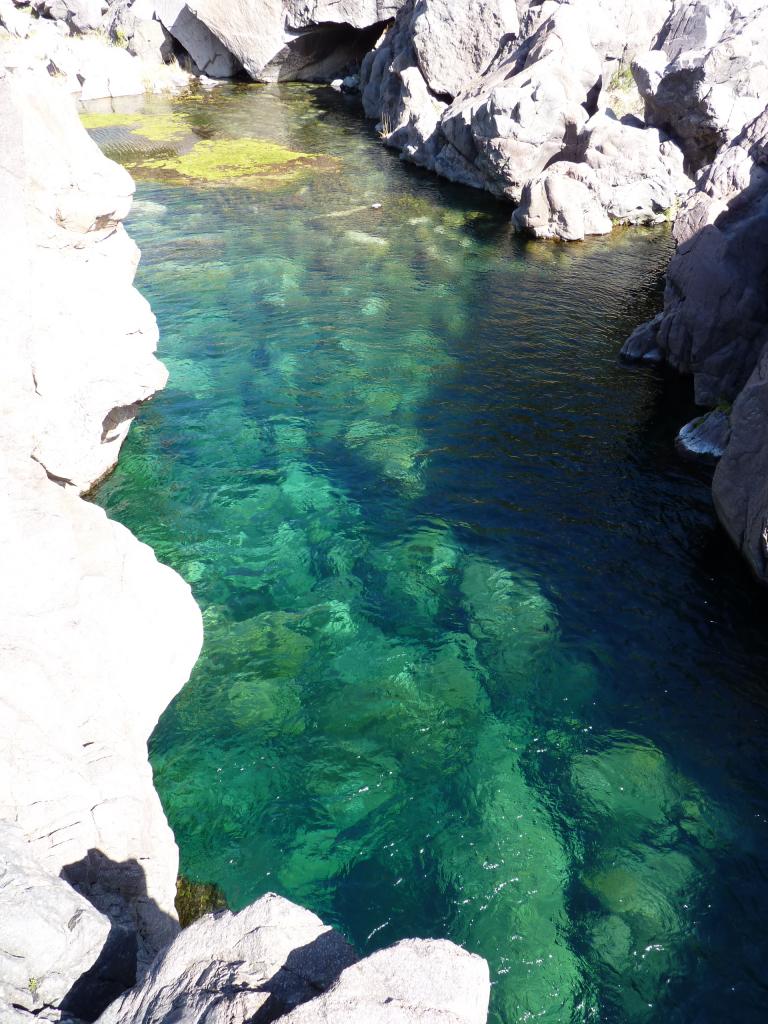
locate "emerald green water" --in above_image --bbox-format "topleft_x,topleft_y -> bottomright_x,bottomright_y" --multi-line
91,85 -> 768,1023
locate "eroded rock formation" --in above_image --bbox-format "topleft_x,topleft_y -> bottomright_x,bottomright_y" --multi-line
359,0 -> 693,239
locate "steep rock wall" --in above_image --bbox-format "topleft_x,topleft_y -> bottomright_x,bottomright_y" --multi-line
0,64 -> 203,1012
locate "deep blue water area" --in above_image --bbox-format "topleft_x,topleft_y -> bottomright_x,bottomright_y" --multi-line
90,84 -> 768,1024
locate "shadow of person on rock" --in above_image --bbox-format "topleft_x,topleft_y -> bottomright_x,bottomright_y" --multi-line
59,849 -> 177,1021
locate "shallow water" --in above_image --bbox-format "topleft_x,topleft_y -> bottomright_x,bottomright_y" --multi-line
91,84 -> 768,1023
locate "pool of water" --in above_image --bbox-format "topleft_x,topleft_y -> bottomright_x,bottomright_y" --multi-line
91,84 -> 768,1023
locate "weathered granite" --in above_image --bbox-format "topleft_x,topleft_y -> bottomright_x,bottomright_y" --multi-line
97,894 -> 359,1024
97,895 -> 490,1024
280,938 -> 490,1024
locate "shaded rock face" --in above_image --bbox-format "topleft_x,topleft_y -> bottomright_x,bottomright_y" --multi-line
621,108 -> 768,405
634,0 -> 768,172
714,348 -> 768,581
0,62 -> 203,1016
97,894 -> 491,1024
622,105 -> 768,583
360,0 -> 688,238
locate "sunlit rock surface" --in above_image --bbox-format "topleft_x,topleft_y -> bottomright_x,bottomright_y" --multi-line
156,0 -> 405,81
0,62 -> 203,1016
360,0 -> 690,238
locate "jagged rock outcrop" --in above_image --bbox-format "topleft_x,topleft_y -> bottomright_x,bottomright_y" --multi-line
633,0 -> 768,172
98,894 -> 491,1024
154,0 -> 242,77
360,0 -> 689,238
0,62 -> 203,1019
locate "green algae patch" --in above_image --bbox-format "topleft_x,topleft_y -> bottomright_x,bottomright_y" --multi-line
138,137 -> 330,187
176,876 -> 228,928
129,113 -> 190,143
79,111 -> 142,130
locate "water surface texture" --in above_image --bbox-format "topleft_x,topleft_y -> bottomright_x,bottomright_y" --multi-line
92,85 -> 768,1024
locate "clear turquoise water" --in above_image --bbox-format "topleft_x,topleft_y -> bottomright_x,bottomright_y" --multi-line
92,85 -> 768,1023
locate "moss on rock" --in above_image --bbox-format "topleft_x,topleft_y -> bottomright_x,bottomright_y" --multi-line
175,875 -> 228,928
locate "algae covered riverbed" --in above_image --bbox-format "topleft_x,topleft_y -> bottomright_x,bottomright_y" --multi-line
89,84 -> 768,1023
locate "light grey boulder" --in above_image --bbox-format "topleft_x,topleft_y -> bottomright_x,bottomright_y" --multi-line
155,0 -> 240,77
512,162 -> 613,240
0,823 -> 110,1017
634,0 -> 768,170
169,0 -> 404,82
97,894 -> 359,1024
98,896 -> 490,1024
410,0 -> 519,99
513,111 -> 687,238
676,408 -> 731,460
33,0 -> 106,33
280,938 -> 490,1024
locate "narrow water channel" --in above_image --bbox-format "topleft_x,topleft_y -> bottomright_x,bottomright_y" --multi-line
90,84 -> 768,1024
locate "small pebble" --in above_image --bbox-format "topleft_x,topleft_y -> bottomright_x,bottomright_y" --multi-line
371,202 -> 382,210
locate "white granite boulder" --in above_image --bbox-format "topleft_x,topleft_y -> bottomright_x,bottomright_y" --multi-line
280,938 -> 490,1024
97,894 -> 360,1024
0,823 -> 110,1016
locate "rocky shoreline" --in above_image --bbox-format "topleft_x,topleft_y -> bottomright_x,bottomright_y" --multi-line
1,0 -> 767,1021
